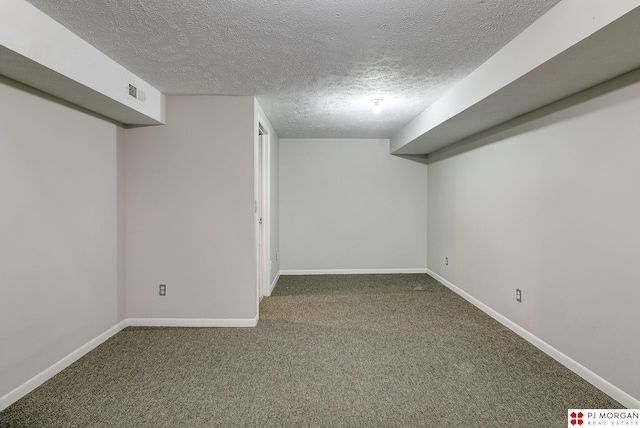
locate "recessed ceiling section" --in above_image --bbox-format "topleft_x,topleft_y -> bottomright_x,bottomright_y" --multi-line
24,0 -> 561,138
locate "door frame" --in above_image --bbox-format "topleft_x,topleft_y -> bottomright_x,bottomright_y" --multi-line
255,123 -> 271,305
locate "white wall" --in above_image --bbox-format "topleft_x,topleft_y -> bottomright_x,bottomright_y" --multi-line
0,78 -> 120,400
117,127 -> 127,321
427,71 -> 640,404
124,96 -> 257,321
280,138 -> 427,272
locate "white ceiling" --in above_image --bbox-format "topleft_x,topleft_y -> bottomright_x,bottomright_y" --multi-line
25,0 -> 560,138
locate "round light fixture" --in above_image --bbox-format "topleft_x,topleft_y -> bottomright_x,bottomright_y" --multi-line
371,99 -> 384,114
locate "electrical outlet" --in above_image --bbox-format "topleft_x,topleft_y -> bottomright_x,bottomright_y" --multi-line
516,289 -> 522,302
159,284 -> 166,296
276,251 -> 279,261
445,257 -> 449,266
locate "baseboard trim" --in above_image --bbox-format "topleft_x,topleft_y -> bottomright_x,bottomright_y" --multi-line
0,320 -> 128,411
280,268 -> 428,275
127,317 -> 259,328
268,272 -> 280,296
1,315 -> 260,410
426,269 -> 640,409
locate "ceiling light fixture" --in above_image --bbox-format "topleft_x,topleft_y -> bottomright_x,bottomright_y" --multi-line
371,99 -> 383,114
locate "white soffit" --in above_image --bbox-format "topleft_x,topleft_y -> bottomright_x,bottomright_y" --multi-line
391,0 -> 640,155
0,0 -> 165,126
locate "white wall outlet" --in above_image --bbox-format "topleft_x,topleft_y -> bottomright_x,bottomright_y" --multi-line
445,257 -> 449,266
276,251 -> 279,261
516,289 -> 522,302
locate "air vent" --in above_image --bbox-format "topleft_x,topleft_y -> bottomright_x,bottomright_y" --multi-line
127,83 -> 146,103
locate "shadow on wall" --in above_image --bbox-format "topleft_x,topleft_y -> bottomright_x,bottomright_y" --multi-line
393,154 -> 429,165
0,75 -> 123,126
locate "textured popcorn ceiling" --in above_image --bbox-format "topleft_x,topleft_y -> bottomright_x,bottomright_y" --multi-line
26,0 -> 560,138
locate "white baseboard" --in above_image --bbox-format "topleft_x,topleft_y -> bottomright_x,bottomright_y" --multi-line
426,269 -> 640,409
280,268 -> 428,275
0,320 -> 128,411
127,317 -> 258,328
268,272 -> 280,296
0,315 -> 260,411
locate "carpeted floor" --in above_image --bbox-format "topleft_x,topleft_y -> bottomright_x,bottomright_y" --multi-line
0,274 -> 621,427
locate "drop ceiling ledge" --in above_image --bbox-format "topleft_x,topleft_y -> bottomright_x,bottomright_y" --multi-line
0,0 -> 165,127
391,1 -> 640,156
0,46 -> 163,127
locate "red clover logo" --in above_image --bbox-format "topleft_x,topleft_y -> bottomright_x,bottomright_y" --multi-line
570,411 -> 584,425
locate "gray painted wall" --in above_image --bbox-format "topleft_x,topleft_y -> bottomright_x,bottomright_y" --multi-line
0,78 -> 120,398
117,127 -> 127,321
427,71 -> 640,402
124,96 -> 257,320
279,138 -> 427,271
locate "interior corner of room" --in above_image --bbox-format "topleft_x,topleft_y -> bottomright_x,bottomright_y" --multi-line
1,0 -> 639,413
